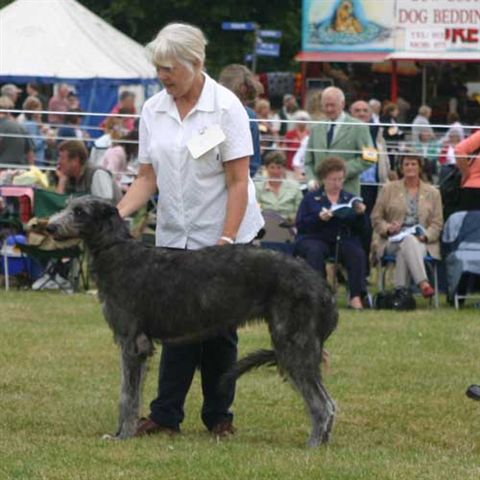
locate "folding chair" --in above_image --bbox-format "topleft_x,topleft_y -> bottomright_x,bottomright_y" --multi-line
0,188 -> 38,290
377,254 -> 440,308
443,210 -> 480,309
16,189 -> 89,293
258,209 -> 296,255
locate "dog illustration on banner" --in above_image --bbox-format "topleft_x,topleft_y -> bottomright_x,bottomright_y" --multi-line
309,0 -> 391,46
332,0 -> 363,34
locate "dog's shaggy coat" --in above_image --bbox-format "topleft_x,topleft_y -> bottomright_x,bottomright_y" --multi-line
47,197 -> 338,447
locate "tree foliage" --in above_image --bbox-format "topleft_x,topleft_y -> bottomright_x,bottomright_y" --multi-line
0,0 -> 301,75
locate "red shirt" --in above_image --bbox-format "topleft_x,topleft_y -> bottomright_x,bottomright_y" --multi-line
282,129 -> 309,170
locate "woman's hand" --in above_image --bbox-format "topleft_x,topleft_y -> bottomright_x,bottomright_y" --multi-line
353,202 -> 366,214
319,208 -> 333,222
387,221 -> 401,235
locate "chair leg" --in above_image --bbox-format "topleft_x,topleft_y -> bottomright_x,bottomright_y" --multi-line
433,262 -> 439,308
377,264 -> 384,292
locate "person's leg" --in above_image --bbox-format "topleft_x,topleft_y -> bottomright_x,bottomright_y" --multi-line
294,238 -> 330,277
339,239 -> 366,307
148,342 -> 201,431
200,329 -> 238,431
389,239 -> 413,288
397,235 -> 428,286
360,185 -> 377,279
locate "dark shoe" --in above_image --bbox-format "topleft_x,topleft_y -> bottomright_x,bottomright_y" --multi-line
134,417 -> 178,437
210,420 -> 236,437
466,385 -> 480,401
420,283 -> 435,298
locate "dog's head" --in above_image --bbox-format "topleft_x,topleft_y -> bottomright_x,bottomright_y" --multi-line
336,0 -> 354,23
46,196 -> 120,241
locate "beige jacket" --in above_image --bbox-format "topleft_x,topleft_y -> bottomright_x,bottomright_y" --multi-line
371,180 -> 443,261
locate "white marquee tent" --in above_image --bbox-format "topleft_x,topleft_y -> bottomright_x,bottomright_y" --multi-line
0,0 -> 157,121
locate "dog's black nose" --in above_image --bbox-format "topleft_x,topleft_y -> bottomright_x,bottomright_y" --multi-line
46,224 -> 57,235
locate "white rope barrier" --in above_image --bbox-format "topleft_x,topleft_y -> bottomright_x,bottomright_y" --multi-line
0,108 -> 476,131
0,108 -> 477,170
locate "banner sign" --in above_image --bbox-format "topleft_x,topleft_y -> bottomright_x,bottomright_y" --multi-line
302,0 -> 480,54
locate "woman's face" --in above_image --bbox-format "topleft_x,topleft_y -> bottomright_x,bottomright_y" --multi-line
322,169 -> 345,194
32,106 -> 41,122
157,59 -> 198,99
401,157 -> 421,179
256,103 -> 270,119
449,132 -> 461,145
419,130 -> 433,143
266,162 -> 285,179
296,121 -> 308,132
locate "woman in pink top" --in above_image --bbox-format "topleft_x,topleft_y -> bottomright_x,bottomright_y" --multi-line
455,129 -> 480,210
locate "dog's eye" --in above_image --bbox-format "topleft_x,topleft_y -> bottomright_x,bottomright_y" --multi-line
73,206 -> 85,217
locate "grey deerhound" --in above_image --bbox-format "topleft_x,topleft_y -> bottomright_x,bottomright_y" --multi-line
47,196 -> 338,447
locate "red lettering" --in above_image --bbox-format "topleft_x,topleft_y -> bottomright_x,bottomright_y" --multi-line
446,28 -> 479,43
466,29 -> 479,43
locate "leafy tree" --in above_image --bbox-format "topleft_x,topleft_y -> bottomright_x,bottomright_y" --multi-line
78,0 -> 302,75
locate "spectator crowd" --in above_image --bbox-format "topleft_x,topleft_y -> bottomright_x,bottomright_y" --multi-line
0,74 -> 480,309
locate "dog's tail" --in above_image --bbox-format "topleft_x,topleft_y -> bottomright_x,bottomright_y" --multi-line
220,349 -> 277,390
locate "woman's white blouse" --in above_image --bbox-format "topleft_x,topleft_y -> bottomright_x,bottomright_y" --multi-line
139,73 -> 264,249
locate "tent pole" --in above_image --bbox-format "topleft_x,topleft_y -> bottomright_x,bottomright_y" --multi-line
390,60 -> 398,103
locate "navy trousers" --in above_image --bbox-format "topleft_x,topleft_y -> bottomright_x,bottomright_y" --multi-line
149,329 -> 238,431
295,236 -> 366,297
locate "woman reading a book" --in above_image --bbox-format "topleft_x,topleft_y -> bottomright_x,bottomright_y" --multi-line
294,157 -> 368,309
371,150 -> 443,298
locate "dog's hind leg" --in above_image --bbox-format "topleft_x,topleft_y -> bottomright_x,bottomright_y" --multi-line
317,377 -> 336,443
272,334 -> 335,447
289,370 -> 335,448
112,335 -> 151,439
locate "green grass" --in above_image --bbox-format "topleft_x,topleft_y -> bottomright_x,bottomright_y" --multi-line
1,291 -> 480,479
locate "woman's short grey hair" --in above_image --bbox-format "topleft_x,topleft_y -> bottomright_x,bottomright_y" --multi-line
418,105 -> 432,117
148,23 -> 207,71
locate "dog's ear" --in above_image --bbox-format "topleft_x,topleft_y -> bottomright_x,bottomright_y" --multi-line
97,200 -> 119,219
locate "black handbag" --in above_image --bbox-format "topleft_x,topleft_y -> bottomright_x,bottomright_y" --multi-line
374,287 -> 416,311
391,287 -> 416,311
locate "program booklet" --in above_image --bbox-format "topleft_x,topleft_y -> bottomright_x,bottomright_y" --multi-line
330,196 -> 363,215
389,224 -> 426,243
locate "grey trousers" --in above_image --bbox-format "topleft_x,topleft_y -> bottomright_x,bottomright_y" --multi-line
385,235 -> 428,288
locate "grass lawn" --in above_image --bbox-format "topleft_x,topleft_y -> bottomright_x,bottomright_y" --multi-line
1,291 -> 480,479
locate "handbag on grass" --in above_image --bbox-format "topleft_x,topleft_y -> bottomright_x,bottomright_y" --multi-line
374,287 -> 416,311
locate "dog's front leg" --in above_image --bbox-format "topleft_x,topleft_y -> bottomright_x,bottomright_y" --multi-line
113,340 -> 147,439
